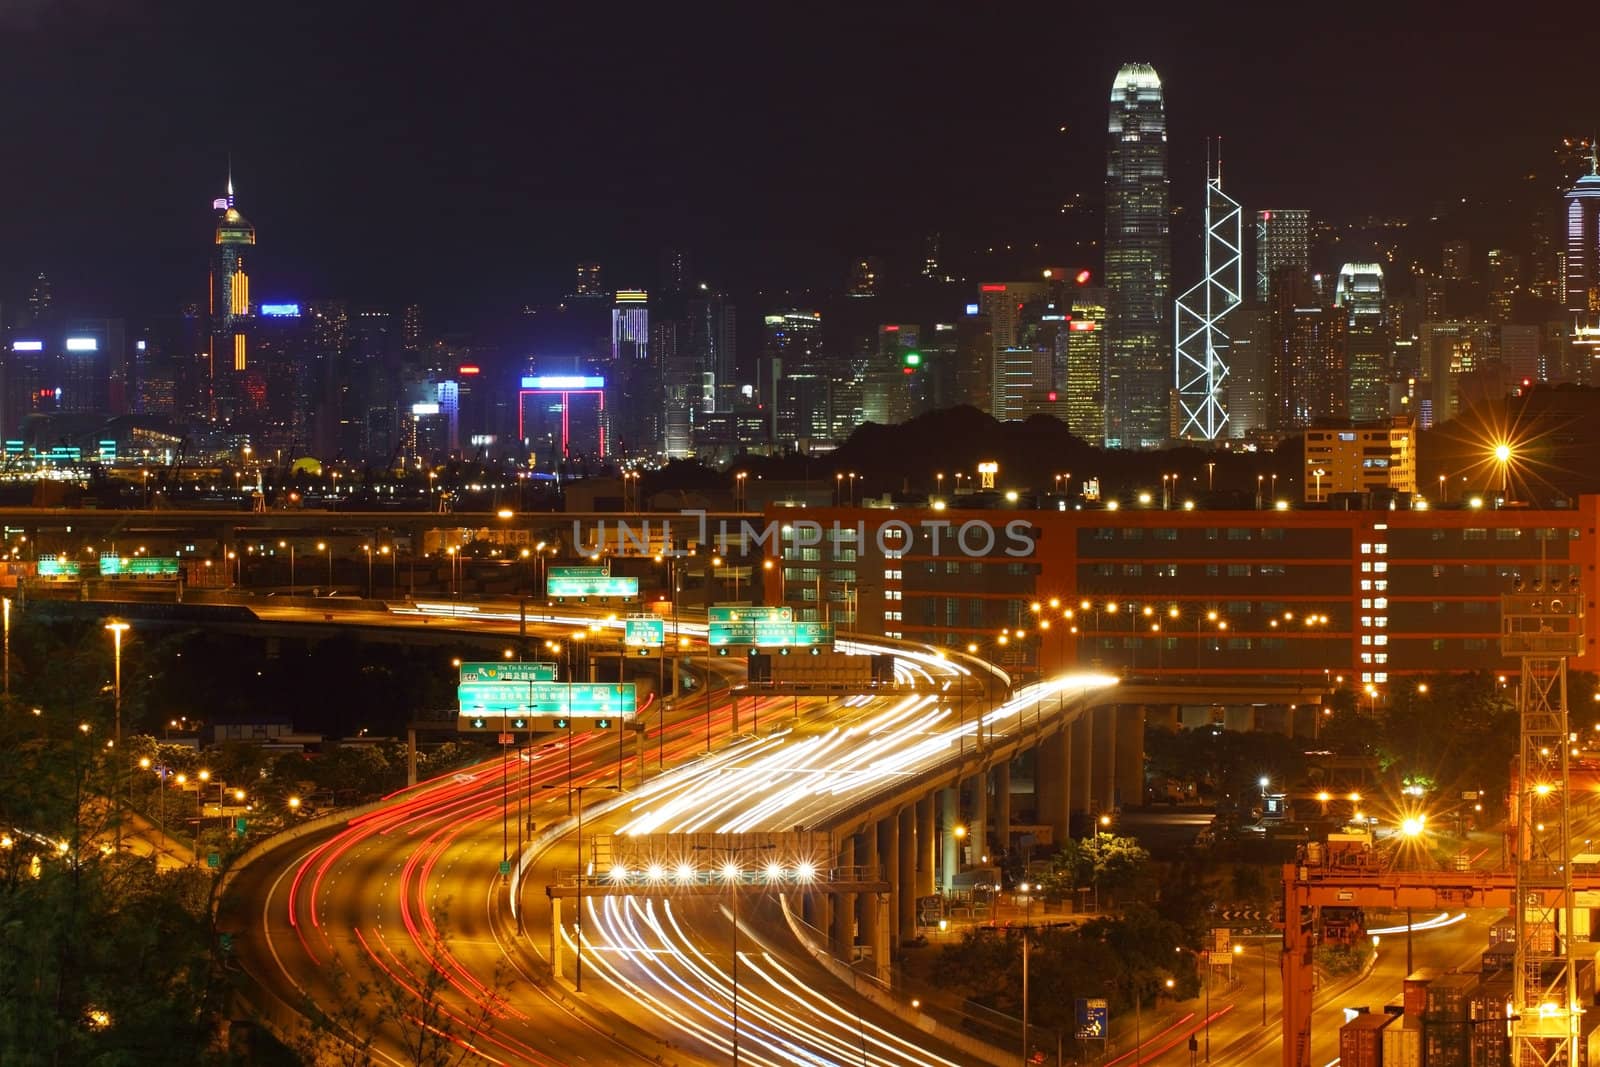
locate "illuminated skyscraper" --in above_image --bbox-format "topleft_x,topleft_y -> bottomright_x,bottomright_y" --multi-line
1253,210 -> 1309,303
1104,62 -> 1170,449
1174,159 -> 1241,440
1335,263 -> 1389,421
1066,287 -> 1107,444
1563,152 -> 1600,364
209,174 -> 256,420
1270,269 -> 1345,429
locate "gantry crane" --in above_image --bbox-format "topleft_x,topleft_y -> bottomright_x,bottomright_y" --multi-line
1279,566 -> 1586,1066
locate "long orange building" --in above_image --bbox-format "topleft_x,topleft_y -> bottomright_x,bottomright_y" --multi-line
759,498 -> 1600,688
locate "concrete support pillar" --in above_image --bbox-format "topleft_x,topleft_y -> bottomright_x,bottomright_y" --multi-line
832,835 -> 855,957
878,815 -> 899,954
1092,705 -> 1117,814
939,786 -> 959,892
406,727 -> 418,787
916,794 -> 935,898
1115,706 -> 1145,810
897,805 -> 916,944
1149,704 -> 1181,730
1070,712 -> 1092,823
871,894 -> 892,985
1036,732 -> 1070,847
550,896 -> 563,979
992,761 -> 1012,860
856,828 -> 879,965
968,772 -> 988,859
1283,704 -> 1299,737
1223,705 -> 1257,732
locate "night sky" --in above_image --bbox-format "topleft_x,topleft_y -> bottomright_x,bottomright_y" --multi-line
0,1 -> 1590,327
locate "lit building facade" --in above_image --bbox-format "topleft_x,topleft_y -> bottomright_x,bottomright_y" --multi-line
1174,168 -> 1241,440
1336,263 -> 1389,421
1066,287 -> 1107,443
1254,210 -> 1309,303
209,181 -> 256,420
1564,159 -> 1600,366
761,499 -> 1600,688
1270,271 -> 1345,429
1104,63 -> 1171,449
1302,417 -> 1416,503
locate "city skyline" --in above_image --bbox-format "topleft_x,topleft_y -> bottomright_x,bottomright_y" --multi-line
0,5 -> 1594,324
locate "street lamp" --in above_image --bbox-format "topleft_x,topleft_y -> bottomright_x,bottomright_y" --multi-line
317,541 -> 331,589
1019,881 -> 1036,1065
1493,441 -> 1513,499
278,540 -> 296,590
105,620 -> 130,844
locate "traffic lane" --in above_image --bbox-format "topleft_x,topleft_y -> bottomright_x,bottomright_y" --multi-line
1191,911 -> 1493,1064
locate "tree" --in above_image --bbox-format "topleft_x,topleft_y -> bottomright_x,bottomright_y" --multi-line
1037,832 -> 1150,906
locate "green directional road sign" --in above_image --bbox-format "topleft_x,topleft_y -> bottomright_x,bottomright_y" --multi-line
457,682 -> 636,729
549,565 -> 608,579
708,605 -> 792,624
624,617 -> 666,647
458,661 -> 558,684
498,860 -> 512,876
206,852 -> 220,869
548,574 -> 638,597
707,614 -> 834,648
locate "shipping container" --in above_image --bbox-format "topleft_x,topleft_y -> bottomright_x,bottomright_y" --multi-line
1340,1010 -> 1394,1067
1382,1016 -> 1422,1067
1403,970 -> 1440,1019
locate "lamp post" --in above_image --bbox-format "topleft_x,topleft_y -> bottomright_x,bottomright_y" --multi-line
317,541 -> 331,589
1493,441 -> 1512,501
106,620 -> 129,846
1019,881 -> 1035,1065
279,540 -> 295,590
362,544 -> 374,598
3,594 -> 10,696
693,841 -> 776,1066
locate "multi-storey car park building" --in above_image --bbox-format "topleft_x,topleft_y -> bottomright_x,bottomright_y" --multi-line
760,499 -> 1600,690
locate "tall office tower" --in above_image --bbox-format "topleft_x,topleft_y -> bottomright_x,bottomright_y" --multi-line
1066,287 -> 1108,444
1418,320 -> 1500,419
611,290 -> 650,364
1253,211 -> 1309,303
1336,263 -> 1390,421
976,280 -> 1050,416
1442,241 -> 1472,281
761,311 -> 824,444
684,288 -> 737,410
955,312 -> 994,415
1224,307 -> 1270,438
1104,62 -> 1171,449
209,178 -> 257,422
847,258 -> 880,298
659,249 -> 689,294
573,262 -> 604,297
1487,250 -> 1521,322
922,234 -> 941,279
401,304 -> 422,351
1563,152 -> 1600,367
26,272 -> 52,323
1500,324 -> 1542,383
1269,269 -> 1346,429
862,324 -> 919,426
1174,160 -> 1242,440
608,290 -> 656,453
